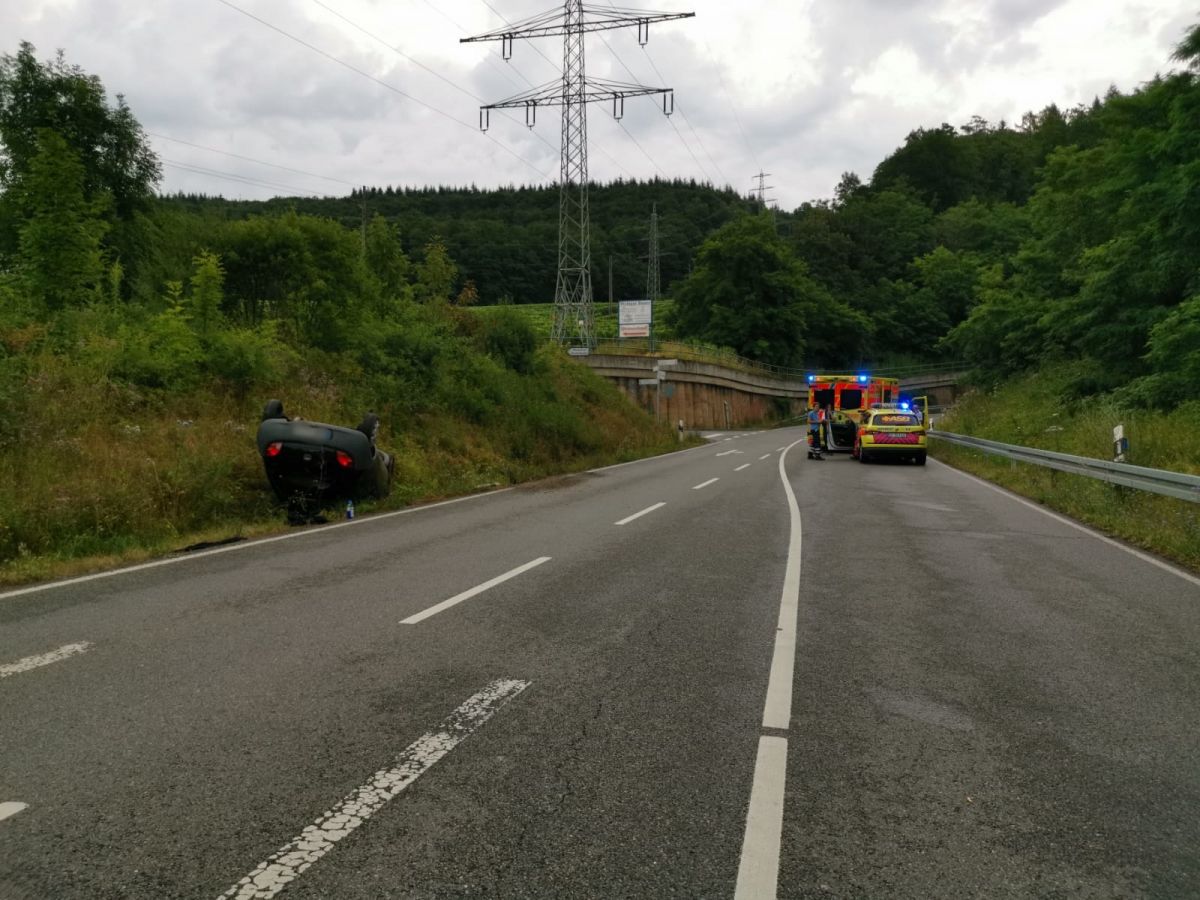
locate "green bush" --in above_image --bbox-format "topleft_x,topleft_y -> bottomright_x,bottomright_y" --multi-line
477,305 -> 538,374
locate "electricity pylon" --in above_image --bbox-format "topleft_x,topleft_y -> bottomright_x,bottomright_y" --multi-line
463,2 -> 694,347
645,202 -> 660,350
751,170 -> 774,208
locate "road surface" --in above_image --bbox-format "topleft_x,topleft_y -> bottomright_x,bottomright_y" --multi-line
2,426 -> 1197,898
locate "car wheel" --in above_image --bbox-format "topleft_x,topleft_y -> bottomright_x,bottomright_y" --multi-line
357,412 -> 380,443
262,399 -> 285,421
915,451 -> 927,466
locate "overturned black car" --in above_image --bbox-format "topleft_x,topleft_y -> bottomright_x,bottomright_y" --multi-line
256,400 -> 394,519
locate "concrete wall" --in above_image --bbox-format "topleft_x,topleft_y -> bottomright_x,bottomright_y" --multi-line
581,355 -> 808,429
578,354 -> 966,429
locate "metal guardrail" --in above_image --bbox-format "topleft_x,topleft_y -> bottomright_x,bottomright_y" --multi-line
930,431 -> 1200,503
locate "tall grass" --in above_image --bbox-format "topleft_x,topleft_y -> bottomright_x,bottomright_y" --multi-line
0,306 -> 684,587
933,366 -> 1200,571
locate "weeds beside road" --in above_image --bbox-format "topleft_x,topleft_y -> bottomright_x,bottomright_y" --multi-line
932,368 -> 1200,572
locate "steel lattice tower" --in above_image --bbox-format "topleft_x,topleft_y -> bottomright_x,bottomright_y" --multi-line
463,3 -> 694,348
645,202 -> 660,349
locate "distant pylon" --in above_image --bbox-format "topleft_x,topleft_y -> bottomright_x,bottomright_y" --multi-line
645,203 -> 660,350
462,2 -> 694,348
751,170 -> 775,208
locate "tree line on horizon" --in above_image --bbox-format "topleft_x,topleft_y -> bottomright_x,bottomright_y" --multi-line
2,25 -> 1199,407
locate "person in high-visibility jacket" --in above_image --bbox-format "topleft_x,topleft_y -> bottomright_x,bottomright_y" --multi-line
807,405 -> 826,458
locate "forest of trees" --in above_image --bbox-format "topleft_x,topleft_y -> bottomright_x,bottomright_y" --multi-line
3,24 -> 1200,407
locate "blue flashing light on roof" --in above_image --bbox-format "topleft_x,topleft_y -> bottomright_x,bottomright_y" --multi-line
807,374 -> 815,382
900,402 -> 910,410
857,374 -> 868,383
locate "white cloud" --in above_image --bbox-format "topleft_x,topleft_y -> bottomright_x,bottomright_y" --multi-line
0,0 -> 1193,206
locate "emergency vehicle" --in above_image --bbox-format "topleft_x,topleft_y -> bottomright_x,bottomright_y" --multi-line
805,374 -> 901,452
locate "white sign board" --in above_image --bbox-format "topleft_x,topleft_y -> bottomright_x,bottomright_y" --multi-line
620,323 -> 650,338
567,347 -> 590,357
619,299 -> 653,326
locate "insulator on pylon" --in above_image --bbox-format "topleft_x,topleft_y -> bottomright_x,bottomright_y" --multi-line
662,91 -> 674,117
479,108 -> 490,132
638,18 -> 649,45
612,93 -> 624,121
525,101 -> 537,128
502,33 -> 514,60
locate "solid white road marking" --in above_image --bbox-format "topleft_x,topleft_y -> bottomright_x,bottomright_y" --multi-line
759,454 -> 770,461
0,490 -> 515,603
705,433 -> 724,439
933,459 -> 1200,589
762,440 -> 804,729
614,502 -> 666,526
716,450 -> 742,457
776,447 -> 785,452
401,558 -> 551,625
734,438 -> 804,900
0,642 -> 93,679
217,679 -> 529,900
692,478 -> 720,490
734,736 -> 788,900
0,802 -> 29,822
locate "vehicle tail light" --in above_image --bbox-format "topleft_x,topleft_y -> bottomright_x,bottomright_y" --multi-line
335,450 -> 354,469
265,442 -> 283,458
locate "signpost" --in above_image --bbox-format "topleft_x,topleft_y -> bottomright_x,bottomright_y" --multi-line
619,299 -> 653,340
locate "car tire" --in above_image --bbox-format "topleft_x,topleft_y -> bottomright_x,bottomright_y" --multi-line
262,399 -> 285,421
915,451 -> 927,466
357,412 -> 380,443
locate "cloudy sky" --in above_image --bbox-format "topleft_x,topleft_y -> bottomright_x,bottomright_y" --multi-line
5,0 -> 1194,208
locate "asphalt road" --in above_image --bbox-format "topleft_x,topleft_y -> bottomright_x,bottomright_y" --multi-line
1,426 -> 1198,899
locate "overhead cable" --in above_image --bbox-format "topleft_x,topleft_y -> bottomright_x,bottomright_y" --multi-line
213,0 -> 553,180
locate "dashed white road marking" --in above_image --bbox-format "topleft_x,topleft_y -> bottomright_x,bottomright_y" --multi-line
716,449 -> 742,457
614,502 -> 666,526
0,802 -> 29,822
759,454 -> 771,461
0,642 -> 93,679
217,678 -> 529,900
734,736 -> 788,899
776,447 -> 785,452
401,558 -> 551,625
692,478 -> 720,490
735,464 -> 751,472
705,433 -> 724,439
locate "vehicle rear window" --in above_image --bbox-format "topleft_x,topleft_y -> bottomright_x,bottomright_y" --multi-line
872,413 -> 918,426
839,389 -> 862,409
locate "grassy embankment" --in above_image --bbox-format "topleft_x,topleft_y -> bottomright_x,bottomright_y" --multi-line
0,309 -> 690,588
931,366 -> 1200,571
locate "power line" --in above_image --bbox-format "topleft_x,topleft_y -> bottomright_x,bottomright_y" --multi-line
309,0 -> 559,157
213,0 -> 553,180
161,159 -> 325,196
469,0 -> 637,180
636,46 -> 729,186
149,132 -> 356,187
701,38 -> 759,172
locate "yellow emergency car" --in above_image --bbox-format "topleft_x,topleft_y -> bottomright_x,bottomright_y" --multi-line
854,406 -> 927,465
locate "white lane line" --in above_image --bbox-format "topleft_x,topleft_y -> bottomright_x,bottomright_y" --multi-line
734,736 -> 788,899
401,558 -> 551,625
776,447 -> 785,452
692,478 -> 720,490
933,459 -> 1200,589
0,642 -> 93,679
614,502 -> 666,526
762,440 -> 804,729
0,489 -> 514,603
716,450 -> 742,457
759,454 -> 771,461
706,433 -> 724,439
735,464 -> 751,472
217,678 -> 529,900
0,802 -> 29,822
